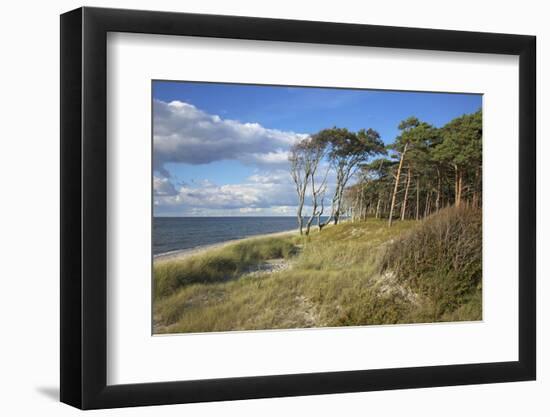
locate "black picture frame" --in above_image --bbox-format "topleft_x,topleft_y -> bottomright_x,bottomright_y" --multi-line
60,6 -> 536,410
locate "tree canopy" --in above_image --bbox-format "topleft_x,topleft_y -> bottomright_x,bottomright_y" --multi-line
289,109 -> 482,232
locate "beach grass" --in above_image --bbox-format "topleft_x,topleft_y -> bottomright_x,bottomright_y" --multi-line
153,207 -> 482,334
154,236 -> 297,299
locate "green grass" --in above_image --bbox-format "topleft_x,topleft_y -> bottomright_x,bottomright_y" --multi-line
154,208 -> 482,334
154,236 -> 296,299
381,206 -> 482,320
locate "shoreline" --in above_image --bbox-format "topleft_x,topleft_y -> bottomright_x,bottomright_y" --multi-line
153,228 -> 299,263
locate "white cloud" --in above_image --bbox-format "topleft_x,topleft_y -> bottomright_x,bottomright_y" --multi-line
271,206 -> 295,215
151,100 -> 346,216
154,169 -> 302,215
239,207 -> 263,214
153,176 -> 177,196
247,170 -> 291,185
153,100 -> 307,175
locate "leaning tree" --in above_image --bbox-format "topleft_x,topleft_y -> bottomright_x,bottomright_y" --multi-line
316,127 -> 385,227
289,139 -> 313,235
387,117 -> 439,226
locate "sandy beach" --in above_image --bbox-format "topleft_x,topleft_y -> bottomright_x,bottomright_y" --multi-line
153,228 -> 299,263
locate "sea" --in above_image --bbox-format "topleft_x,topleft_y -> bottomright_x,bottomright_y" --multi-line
153,216 -> 328,256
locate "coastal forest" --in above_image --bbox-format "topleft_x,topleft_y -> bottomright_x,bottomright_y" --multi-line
153,110 -> 482,334
289,110 -> 482,233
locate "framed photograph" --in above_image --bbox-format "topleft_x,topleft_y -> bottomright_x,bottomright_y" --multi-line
60,6 -> 536,409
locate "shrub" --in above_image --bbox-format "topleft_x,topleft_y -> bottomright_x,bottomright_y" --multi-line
381,206 -> 482,318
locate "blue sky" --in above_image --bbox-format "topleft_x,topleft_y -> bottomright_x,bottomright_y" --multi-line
152,81 -> 481,216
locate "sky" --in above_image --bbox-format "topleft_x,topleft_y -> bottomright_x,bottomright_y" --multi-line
153,81 -> 482,217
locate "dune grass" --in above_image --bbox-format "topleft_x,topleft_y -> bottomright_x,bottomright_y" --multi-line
154,237 -> 297,299
153,207 -> 482,334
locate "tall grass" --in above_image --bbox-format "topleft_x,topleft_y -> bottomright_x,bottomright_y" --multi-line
153,209 -> 482,333
154,236 -> 296,299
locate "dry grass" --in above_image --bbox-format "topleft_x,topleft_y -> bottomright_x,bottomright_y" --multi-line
153,209 -> 482,334
154,236 -> 296,299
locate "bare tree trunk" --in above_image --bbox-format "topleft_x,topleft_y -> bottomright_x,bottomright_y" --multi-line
322,178 -> 341,228
317,197 -> 326,231
305,210 -> 314,235
297,179 -> 308,235
295,180 -> 307,236
472,165 -> 480,208
454,166 -> 458,204
305,174 -> 316,236
435,168 -> 441,212
455,168 -> 463,207
305,213 -> 314,235
375,197 -> 381,219
400,166 -> 411,221
296,201 -> 304,235
333,183 -> 346,225
353,191 -> 360,222
388,142 -> 408,227
424,191 -> 431,219
454,165 -> 463,207
289,145 -> 310,236
416,178 -> 420,221
359,187 -> 364,221
306,154 -> 329,235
